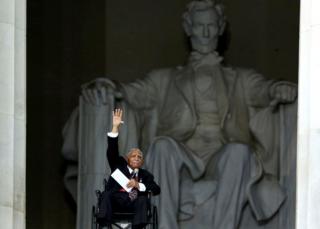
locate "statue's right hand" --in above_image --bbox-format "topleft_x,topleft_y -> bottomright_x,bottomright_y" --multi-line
81,78 -> 120,106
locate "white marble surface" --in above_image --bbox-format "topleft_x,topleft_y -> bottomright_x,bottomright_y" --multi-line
13,211 -> 25,229
296,0 -> 320,228
0,0 -> 26,228
14,28 -> 26,121
0,0 -> 14,25
0,84 -> 14,115
14,0 -> 26,30
0,23 -> 14,116
13,118 -> 26,214
300,0 -> 320,31
310,0 -> 320,26
0,114 -> 14,227
0,206 -> 13,229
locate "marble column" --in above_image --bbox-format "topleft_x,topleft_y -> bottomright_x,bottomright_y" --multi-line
296,0 -> 320,228
0,0 -> 26,228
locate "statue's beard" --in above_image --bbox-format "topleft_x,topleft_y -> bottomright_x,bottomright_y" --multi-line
190,37 -> 217,54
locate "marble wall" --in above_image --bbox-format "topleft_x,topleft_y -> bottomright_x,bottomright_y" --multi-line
297,0 -> 320,228
0,0 -> 26,228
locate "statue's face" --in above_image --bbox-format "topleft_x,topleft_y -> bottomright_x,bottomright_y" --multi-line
127,149 -> 144,169
190,9 -> 220,54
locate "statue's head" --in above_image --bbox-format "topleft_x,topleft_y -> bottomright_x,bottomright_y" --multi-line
126,148 -> 144,169
182,0 -> 226,54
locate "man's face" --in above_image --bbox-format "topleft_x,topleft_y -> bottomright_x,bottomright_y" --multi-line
127,149 -> 144,169
190,9 -> 220,54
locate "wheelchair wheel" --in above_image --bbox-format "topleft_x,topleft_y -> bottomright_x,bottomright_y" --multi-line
153,206 -> 158,229
92,206 -> 98,229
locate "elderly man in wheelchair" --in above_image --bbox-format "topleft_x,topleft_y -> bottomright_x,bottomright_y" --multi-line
94,109 -> 160,229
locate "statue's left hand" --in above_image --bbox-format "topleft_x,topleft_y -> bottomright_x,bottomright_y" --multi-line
269,82 -> 297,108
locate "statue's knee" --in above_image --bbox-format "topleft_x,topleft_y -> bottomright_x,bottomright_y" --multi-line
223,143 -> 251,161
147,136 -> 177,159
151,136 -> 173,146
150,136 -> 177,151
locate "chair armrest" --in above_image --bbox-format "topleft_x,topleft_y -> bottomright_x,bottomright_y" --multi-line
95,190 -> 101,199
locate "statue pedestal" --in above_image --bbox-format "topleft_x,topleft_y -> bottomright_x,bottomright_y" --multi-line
77,98 -> 113,229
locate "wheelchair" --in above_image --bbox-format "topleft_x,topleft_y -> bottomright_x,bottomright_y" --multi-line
92,179 -> 158,229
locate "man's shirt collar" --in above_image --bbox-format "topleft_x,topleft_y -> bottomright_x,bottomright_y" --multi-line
127,166 -> 139,174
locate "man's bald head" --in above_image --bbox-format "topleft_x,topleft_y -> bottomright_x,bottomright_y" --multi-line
126,148 -> 144,169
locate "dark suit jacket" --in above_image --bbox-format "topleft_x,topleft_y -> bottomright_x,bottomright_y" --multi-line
106,136 -> 160,196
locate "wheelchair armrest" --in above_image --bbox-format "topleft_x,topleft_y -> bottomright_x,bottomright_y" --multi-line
95,190 -> 101,199
104,178 -> 108,190
147,191 -> 153,218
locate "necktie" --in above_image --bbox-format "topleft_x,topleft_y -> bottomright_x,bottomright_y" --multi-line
129,171 -> 138,201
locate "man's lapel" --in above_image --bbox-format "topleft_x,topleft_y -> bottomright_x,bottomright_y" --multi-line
137,169 -> 144,183
122,165 -> 131,178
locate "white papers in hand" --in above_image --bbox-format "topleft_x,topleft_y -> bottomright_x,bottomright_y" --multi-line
111,169 -> 132,192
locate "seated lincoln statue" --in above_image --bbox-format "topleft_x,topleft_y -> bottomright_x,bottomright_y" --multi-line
62,1 -> 297,229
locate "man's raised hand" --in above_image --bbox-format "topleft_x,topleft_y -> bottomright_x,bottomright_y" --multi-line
111,109 -> 123,133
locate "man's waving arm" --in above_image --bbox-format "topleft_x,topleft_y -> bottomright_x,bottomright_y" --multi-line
107,109 -> 124,171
